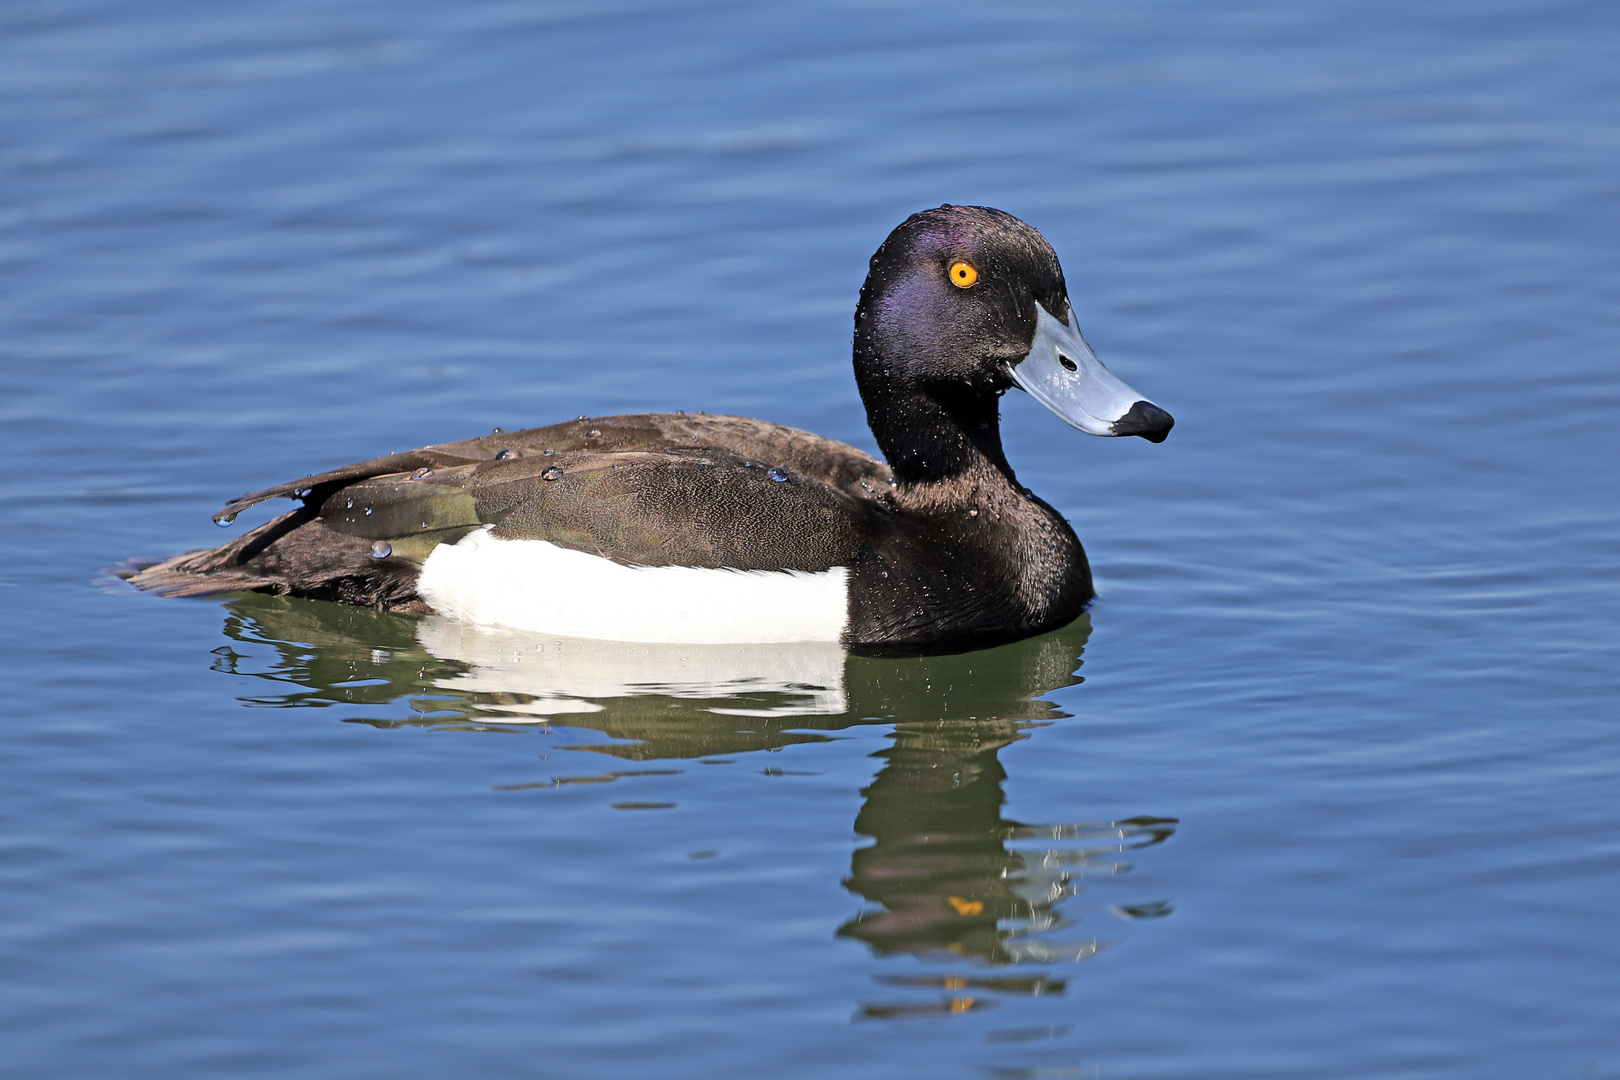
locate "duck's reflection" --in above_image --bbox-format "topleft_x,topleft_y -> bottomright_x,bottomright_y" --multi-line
415,616 -> 849,719
214,594 -> 1175,1000
834,639 -> 1176,976
842,719 -> 1174,968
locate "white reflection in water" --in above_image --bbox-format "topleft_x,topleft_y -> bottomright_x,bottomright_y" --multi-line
414,616 -> 849,720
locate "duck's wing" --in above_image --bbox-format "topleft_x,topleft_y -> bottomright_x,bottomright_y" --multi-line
397,447 -> 874,571
126,417 -> 889,606
214,413 -> 892,523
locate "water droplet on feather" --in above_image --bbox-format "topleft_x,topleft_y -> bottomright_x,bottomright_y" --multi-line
496,448 -> 518,460
215,512 -> 238,527
369,540 -> 392,558
541,465 -> 564,481
767,467 -> 789,482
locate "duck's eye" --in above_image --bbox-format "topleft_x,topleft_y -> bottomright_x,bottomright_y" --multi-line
948,261 -> 979,288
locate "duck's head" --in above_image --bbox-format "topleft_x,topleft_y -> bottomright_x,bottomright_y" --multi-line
854,205 -> 1173,444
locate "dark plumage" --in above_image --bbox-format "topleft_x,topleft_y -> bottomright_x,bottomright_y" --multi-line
125,206 -> 1172,653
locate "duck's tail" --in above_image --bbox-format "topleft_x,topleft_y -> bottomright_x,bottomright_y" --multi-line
117,505 -> 429,611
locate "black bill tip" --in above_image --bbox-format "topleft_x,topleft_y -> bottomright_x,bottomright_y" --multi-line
1110,400 -> 1174,443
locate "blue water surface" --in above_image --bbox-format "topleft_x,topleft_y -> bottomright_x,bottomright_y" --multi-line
3,1 -> 1618,1077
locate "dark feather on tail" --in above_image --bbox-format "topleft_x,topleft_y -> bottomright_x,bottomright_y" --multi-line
121,506 -> 429,612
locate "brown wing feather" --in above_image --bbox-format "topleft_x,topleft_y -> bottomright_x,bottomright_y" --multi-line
469,448 -> 874,571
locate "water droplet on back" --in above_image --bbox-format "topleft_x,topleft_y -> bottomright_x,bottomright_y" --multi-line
215,512 -> 238,527
491,427 -> 505,434
410,467 -> 434,480
542,448 -> 555,457
369,540 -> 392,558
767,467 -> 789,482
541,465 -> 564,481
586,428 -> 600,438
496,448 -> 518,460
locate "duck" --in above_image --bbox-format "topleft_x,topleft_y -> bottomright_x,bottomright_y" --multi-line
125,205 -> 1172,654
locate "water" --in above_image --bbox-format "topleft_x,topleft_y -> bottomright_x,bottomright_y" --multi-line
3,1 -> 1618,1076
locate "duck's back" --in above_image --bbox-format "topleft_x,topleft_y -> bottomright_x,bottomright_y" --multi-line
124,414 -> 896,620
217,413 -> 893,520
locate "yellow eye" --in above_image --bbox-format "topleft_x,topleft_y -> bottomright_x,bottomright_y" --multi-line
949,261 -> 979,288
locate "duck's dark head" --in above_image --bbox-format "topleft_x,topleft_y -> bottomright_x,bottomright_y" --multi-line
854,205 -> 1172,468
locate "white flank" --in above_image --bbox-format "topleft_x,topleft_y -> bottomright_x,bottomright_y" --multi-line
417,528 -> 849,644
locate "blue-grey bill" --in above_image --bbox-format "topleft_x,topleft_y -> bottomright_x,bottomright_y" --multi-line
1008,304 -> 1167,439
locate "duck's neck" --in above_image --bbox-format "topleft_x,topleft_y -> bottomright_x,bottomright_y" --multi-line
861,381 -> 1017,491
854,367 -> 1094,644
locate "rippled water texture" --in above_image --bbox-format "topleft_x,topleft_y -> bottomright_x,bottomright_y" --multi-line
4,2 -> 1619,1077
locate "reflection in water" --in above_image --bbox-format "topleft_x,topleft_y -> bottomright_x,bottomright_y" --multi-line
416,616 -> 849,719
843,723 -> 1176,966
213,594 -> 855,756
831,640 -> 1178,1021
213,593 -> 1176,1017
